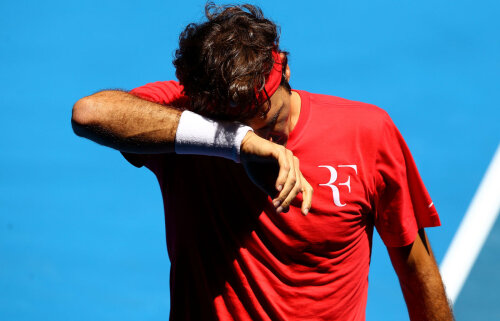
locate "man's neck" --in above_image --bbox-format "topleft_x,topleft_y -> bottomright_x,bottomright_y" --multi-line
289,91 -> 301,133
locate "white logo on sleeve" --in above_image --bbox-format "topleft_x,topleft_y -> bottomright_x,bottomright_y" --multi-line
318,165 -> 358,207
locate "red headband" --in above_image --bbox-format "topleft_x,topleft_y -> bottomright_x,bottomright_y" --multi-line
257,50 -> 283,104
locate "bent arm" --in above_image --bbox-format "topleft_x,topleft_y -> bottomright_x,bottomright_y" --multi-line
71,90 -> 182,153
388,229 -> 454,321
71,89 -> 313,214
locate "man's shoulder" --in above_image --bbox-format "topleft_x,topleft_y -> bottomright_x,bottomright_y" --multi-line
130,80 -> 189,107
301,90 -> 391,125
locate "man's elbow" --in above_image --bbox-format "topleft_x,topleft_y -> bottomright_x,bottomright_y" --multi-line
71,95 -> 98,137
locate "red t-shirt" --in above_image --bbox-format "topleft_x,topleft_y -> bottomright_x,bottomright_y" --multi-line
123,81 -> 441,321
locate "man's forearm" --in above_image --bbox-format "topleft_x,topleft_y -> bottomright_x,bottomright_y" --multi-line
388,230 -> 454,321
398,262 -> 454,320
71,89 -> 313,213
71,90 -> 181,153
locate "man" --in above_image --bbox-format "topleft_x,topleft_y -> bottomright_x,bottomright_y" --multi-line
72,3 -> 454,320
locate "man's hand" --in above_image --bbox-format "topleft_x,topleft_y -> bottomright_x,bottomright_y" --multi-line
240,131 -> 313,216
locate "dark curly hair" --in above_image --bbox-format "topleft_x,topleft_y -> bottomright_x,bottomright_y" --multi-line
173,2 -> 290,121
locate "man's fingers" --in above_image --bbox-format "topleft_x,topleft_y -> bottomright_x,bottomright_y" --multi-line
273,145 -> 290,194
301,179 -> 313,216
279,156 -> 302,213
274,150 -> 297,212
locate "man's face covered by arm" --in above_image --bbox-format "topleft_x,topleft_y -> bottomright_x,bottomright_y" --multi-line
171,3 -> 309,213
172,3 -> 292,125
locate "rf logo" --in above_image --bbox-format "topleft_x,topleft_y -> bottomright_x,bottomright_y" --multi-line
318,165 -> 358,207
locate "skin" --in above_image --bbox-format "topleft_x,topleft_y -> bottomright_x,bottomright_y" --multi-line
242,61 -> 308,213
71,60 -> 311,215
256,65 -> 454,319
72,56 -> 453,320
388,229 -> 455,320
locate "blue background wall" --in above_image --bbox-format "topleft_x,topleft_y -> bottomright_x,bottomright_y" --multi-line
1,0 -> 499,320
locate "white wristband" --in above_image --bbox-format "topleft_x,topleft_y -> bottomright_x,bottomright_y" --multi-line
174,110 -> 253,163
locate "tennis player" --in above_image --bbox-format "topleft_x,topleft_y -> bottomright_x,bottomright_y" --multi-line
72,3 -> 454,320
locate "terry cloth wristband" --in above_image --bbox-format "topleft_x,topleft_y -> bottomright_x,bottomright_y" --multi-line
174,110 -> 253,163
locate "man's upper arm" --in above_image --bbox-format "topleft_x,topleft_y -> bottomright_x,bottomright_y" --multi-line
387,229 -> 437,278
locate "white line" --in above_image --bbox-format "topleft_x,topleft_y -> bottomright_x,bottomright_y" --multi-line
440,143 -> 500,304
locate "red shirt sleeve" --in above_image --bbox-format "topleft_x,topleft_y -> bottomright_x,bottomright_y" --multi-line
374,113 -> 441,247
129,80 -> 189,108
121,80 -> 189,170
